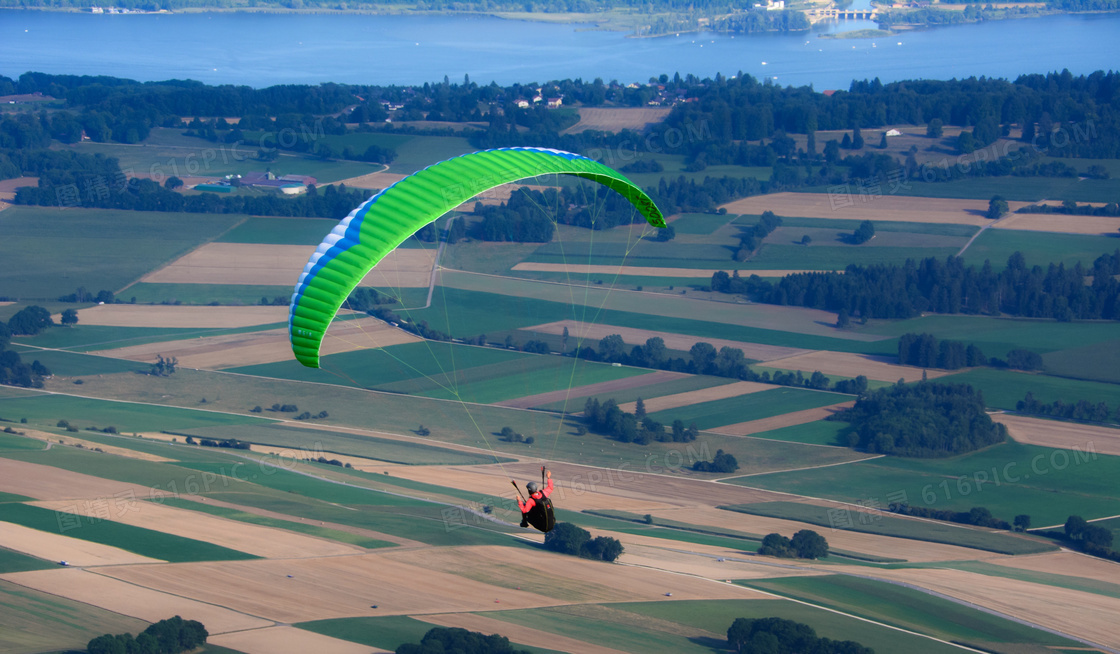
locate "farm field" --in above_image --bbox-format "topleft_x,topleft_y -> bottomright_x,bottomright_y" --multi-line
216,216 -> 340,245
859,313 -> 1120,355
0,206 -> 243,298
71,303 -> 287,328
725,439 -> 1120,525
758,351 -> 951,383
958,227 -> 1120,268
140,242 -> 435,287
992,413 -> 1120,456
0,578 -> 152,654
645,386 -> 849,431
530,373 -> 733,412
1043,338 -> 1120,384
939,367 -> 1120,409
705,402 -> 855,437
996,211 -> 1120,235
721,192 -> 1016,226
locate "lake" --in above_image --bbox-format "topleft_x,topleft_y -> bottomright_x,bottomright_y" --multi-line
1,10 -> 1118,88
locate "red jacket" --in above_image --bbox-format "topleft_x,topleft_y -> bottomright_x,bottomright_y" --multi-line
518,477 -> 553,513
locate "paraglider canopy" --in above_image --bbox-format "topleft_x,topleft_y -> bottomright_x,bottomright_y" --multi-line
289,147 -> 666,368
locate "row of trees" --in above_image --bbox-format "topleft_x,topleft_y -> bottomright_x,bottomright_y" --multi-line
543,522 -> 624,562
898,332 -> 1043,372
734,210 -> 782,261
0,310 -> 53,388
888,502 -> 1028,531
758,530 -> 829,559
828,382 -> 1007,457
729,251 -> 1120,322
582,397 -> 699,445
396,627 -> 530,654
1016,392 -> 1120,424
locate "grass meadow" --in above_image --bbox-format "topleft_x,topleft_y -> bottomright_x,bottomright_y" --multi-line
1043,339 -> 1120,384
860,314 -> 1120,355
740,575 -> 1079,648
938,367 -> 1120,409
0,392 -> 268,433
11,324 -> 206,352
123,283 -> 296,305
0,547 -> 55,574
8,349 -> 146,377
721,502 -> 1055,555
960,229 -> 1120,269
216,216 -> 337,245
0,206 -> 243,298
0,502 -> 259,562
646,387 -> 849,430
725,439 -> 1120,525
533,374 -> 734,411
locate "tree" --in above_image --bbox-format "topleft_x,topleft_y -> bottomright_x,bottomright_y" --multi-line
60,308 -> 79,326
654,224 -> 676,241
7,306 -> 53,336
581,535 -> 624,562
927,118 -> 944,138
851,220 -> 875,244
1065,515 -> 1088,540
790,529 -> 829,559
164,176 -> 184,190
1013,514 -> 1031,532
634,397 -> 646,420
878,132 -> 888,149
987,195 -> 1009,220
852,126 -> 864,149
416,425 -> 431,436
800,234 -> 811,245
692,449 -> 739,473
543,522 -> 590,556
758,533 -> 791,557
836,308 -> 850,329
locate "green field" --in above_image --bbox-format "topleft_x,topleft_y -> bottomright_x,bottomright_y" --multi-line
859,314 -> 1120,356
766,216 -> 981,238
939,368 -> 1120,409
8,348 -> 145,377
721,502 -> 1056,555
740,575 -> 1079,648
0,579 -> 151,654
1043,338 -> 1120,384
406,358 -> 649,404
0,206 -> 243,298
489,599 -> 966,654
11,324 -> 206,352
383,134 -> 475,174
0,502 -> 258,562
533,374 -> 735,412
646,387 -> 849,430
734,420 -> 851,446
0,393 -> 270,433
960,228 -> 1120,269
668,212 -> 738,235
156,497 -> 395,548
0,432 -> 47,452
296,615 -> 563,654
75,137 -> 380,183
0,547 -> 56,574
216,216 -> 337,244
727,438 -> 1120,526
174,423 -> 506,465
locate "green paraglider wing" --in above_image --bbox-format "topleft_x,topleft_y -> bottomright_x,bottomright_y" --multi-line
289,147 -> 666,368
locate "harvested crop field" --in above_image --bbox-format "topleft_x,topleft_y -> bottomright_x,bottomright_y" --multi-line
383,546 -> 764,603
986,551 -> 1120,584
18,428 -> 173,462
994,211 -> 1120,235
707,401 -> 855,436
0,521 -> 163,567
0,457 -> 152,502
95,553 -> 565,622
68,304 -> 287,328
511,263 -> 833,278
30,499 -> 365,559
618,541 -> 825,583
333,170 -> 407,190
495,370 -> 689,409
92,318 -> 418,369
721,192 -> 1033,226
617,381 -> 771,414
526,320 -> 810,362
563,107 -> 671,133
991,414 -> 1120,457
210,625 -> 388,654
141,242 -> 435,287
417,613 -> 628,654
0,567 -> 272,633
761,351 -> 953,383
856,566 -> 1120,650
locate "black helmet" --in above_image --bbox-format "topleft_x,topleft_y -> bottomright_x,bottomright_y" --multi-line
526,481 -> 539,493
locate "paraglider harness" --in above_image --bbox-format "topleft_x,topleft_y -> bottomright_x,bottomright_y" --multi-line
513,467 -> 555,533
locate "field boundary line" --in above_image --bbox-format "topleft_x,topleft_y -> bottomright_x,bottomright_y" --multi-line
715,454 -> 884,481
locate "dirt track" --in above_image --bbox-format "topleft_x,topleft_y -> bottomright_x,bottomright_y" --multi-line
993,413 -> 1120,456
526,320 -> 810,362
761,351 -> 952,383
141,242 -> 435,287
721,192 -> 1034,226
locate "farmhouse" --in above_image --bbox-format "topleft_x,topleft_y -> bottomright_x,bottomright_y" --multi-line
241,171 -> 317,194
